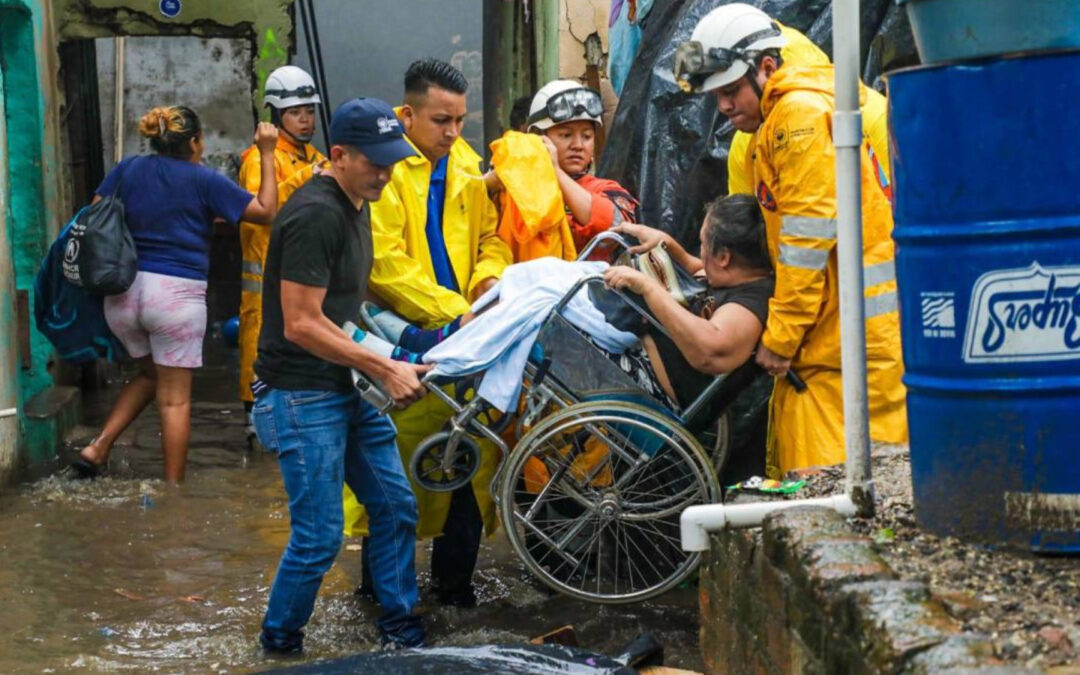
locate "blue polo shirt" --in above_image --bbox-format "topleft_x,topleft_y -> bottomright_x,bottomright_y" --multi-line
425,155 -> 458,292
96,155 -> 253,281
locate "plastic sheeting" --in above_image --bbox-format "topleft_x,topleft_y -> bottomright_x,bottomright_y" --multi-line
265,643 -> 638,674
597,0 -> 918,248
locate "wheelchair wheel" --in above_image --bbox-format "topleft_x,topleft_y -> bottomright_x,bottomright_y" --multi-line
410,431 -> 480,493
497,400 -> 720,604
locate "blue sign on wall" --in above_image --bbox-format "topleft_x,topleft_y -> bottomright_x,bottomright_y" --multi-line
159,0 -> 181,18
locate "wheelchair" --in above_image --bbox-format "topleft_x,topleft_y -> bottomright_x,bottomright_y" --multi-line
362,232 -> 769,604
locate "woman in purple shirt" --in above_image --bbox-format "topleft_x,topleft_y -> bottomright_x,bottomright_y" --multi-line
72,105 -> 279,482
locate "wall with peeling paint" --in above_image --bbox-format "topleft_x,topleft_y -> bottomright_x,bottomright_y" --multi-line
555,0 -> 618,128
57,0 -> 297,116
95,35 -> 256,174
0,0 -> 76,485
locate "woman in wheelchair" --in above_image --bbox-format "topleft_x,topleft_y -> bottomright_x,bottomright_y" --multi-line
599,194 -> 773,410
351,194 -> 775,603
361,193 -> 772,395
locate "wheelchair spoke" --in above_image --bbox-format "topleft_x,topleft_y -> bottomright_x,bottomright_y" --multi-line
499,401 -> 718,603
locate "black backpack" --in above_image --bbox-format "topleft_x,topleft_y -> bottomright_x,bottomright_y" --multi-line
35,209 -> 128,363
63,159 -> 138,295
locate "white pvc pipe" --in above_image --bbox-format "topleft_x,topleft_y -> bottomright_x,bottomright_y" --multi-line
677,0 -> 874,552
114,36 -> 125,164
680,495 -> 857,551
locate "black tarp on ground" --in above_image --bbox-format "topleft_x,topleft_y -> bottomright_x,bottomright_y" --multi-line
597,0 -> 919,249
262,643 -> 637,674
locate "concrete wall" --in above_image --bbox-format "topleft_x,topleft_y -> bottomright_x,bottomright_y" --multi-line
699,507 -> 1016,674
292,0 -> 485,153
557,0 -> 617,126
57,0 -> 297,117
0,0 -> 78,485
95,35 -> 256,176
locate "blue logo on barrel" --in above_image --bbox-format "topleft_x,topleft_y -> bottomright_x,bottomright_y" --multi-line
963,262 -> 1080,363
159,0 -> 181,18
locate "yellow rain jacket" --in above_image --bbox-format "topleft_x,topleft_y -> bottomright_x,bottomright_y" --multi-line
491,131 -> 576,262
237,136 -> 324,402
366,130 -> 512,327
728,24 -> 891,202
345,129 -> 512,540
753,65 -> 907,476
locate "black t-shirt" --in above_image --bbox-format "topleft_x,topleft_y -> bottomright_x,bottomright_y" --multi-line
653,276 -> 775,408
255,175 -> 372,392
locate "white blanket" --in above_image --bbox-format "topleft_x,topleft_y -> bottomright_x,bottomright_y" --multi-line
423,258 -> 639,412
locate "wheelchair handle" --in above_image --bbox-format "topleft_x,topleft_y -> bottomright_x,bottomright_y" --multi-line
352,369 -> 395,414
576,230 -> 639,260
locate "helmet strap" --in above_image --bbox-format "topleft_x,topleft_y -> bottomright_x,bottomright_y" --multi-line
745,66 -> 763,100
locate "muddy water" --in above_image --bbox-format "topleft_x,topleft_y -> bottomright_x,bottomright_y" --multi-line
0,348 -> 703,673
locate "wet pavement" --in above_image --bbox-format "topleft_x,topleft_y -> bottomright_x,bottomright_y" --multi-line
0,345 -> 703,673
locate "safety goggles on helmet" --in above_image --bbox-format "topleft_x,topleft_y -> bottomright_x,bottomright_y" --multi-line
528,87 -> 603,127
674,22 -> 783,93
264,84 -> 319,101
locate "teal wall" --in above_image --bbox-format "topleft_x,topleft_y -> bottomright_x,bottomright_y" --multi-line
1,0 -> 64,466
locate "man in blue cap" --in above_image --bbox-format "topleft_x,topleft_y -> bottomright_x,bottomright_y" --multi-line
252,97 -> 429,653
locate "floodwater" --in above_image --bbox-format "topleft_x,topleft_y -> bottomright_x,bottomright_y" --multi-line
0,345 -> 703,673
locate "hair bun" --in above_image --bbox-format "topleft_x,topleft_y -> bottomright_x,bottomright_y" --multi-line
138,107 -> 173,139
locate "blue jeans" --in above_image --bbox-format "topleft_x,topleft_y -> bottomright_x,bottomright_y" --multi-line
253,388 -> 424,650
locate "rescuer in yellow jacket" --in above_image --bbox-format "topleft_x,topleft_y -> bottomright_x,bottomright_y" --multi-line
726,24 -> 891,201
348,59 -> 512,609
677,4 -> 907,475
237,66 -> 325,445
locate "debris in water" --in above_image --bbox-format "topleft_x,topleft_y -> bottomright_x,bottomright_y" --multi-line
530,625 -> 578,647
113,588 -> 147,601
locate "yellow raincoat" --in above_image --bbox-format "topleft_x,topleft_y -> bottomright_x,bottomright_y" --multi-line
727,24 -> 891,202
753,65 -> 907,476
237,136 -> 324,402
491,131 -> 576,262
345,130 -> 512,539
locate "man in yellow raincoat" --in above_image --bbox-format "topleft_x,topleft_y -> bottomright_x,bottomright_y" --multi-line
237,66 -> 325,446
726,24 -> 891,202
350,59 -> 512,608
677,3 -> 907,475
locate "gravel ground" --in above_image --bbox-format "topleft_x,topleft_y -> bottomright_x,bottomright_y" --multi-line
789,447 -> 1080,670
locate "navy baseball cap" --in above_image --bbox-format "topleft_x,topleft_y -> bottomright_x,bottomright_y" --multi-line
329,97 -> 418,166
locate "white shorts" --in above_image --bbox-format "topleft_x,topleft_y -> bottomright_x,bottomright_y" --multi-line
104,271 -> 208,368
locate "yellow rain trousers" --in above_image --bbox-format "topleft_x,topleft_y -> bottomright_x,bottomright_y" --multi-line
345,130 -> 512,539
491,131 -> 577,262
728,24 -> 891,203
753,65 -> 907,476
237,136 -> 324,402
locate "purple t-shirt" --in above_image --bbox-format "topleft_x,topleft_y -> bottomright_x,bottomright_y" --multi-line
95,155 -> 253,280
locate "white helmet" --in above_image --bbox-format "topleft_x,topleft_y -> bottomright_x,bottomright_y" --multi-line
263,66 -> 321,109
675,3 -> 787,93
527,80 -> 604,132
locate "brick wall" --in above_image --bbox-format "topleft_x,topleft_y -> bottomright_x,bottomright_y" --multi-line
698,507 -> 1036,674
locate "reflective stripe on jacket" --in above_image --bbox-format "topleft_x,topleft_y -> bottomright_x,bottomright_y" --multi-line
754,65 -> 907,474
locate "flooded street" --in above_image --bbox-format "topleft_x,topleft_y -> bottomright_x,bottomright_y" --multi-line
0,346 -> 702,673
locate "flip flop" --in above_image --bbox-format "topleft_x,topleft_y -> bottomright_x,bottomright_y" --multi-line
69,457 -> 104,480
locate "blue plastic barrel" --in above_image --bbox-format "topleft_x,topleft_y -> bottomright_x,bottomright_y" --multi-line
889,50 -> 1080,552
898,0 -> 1080,64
